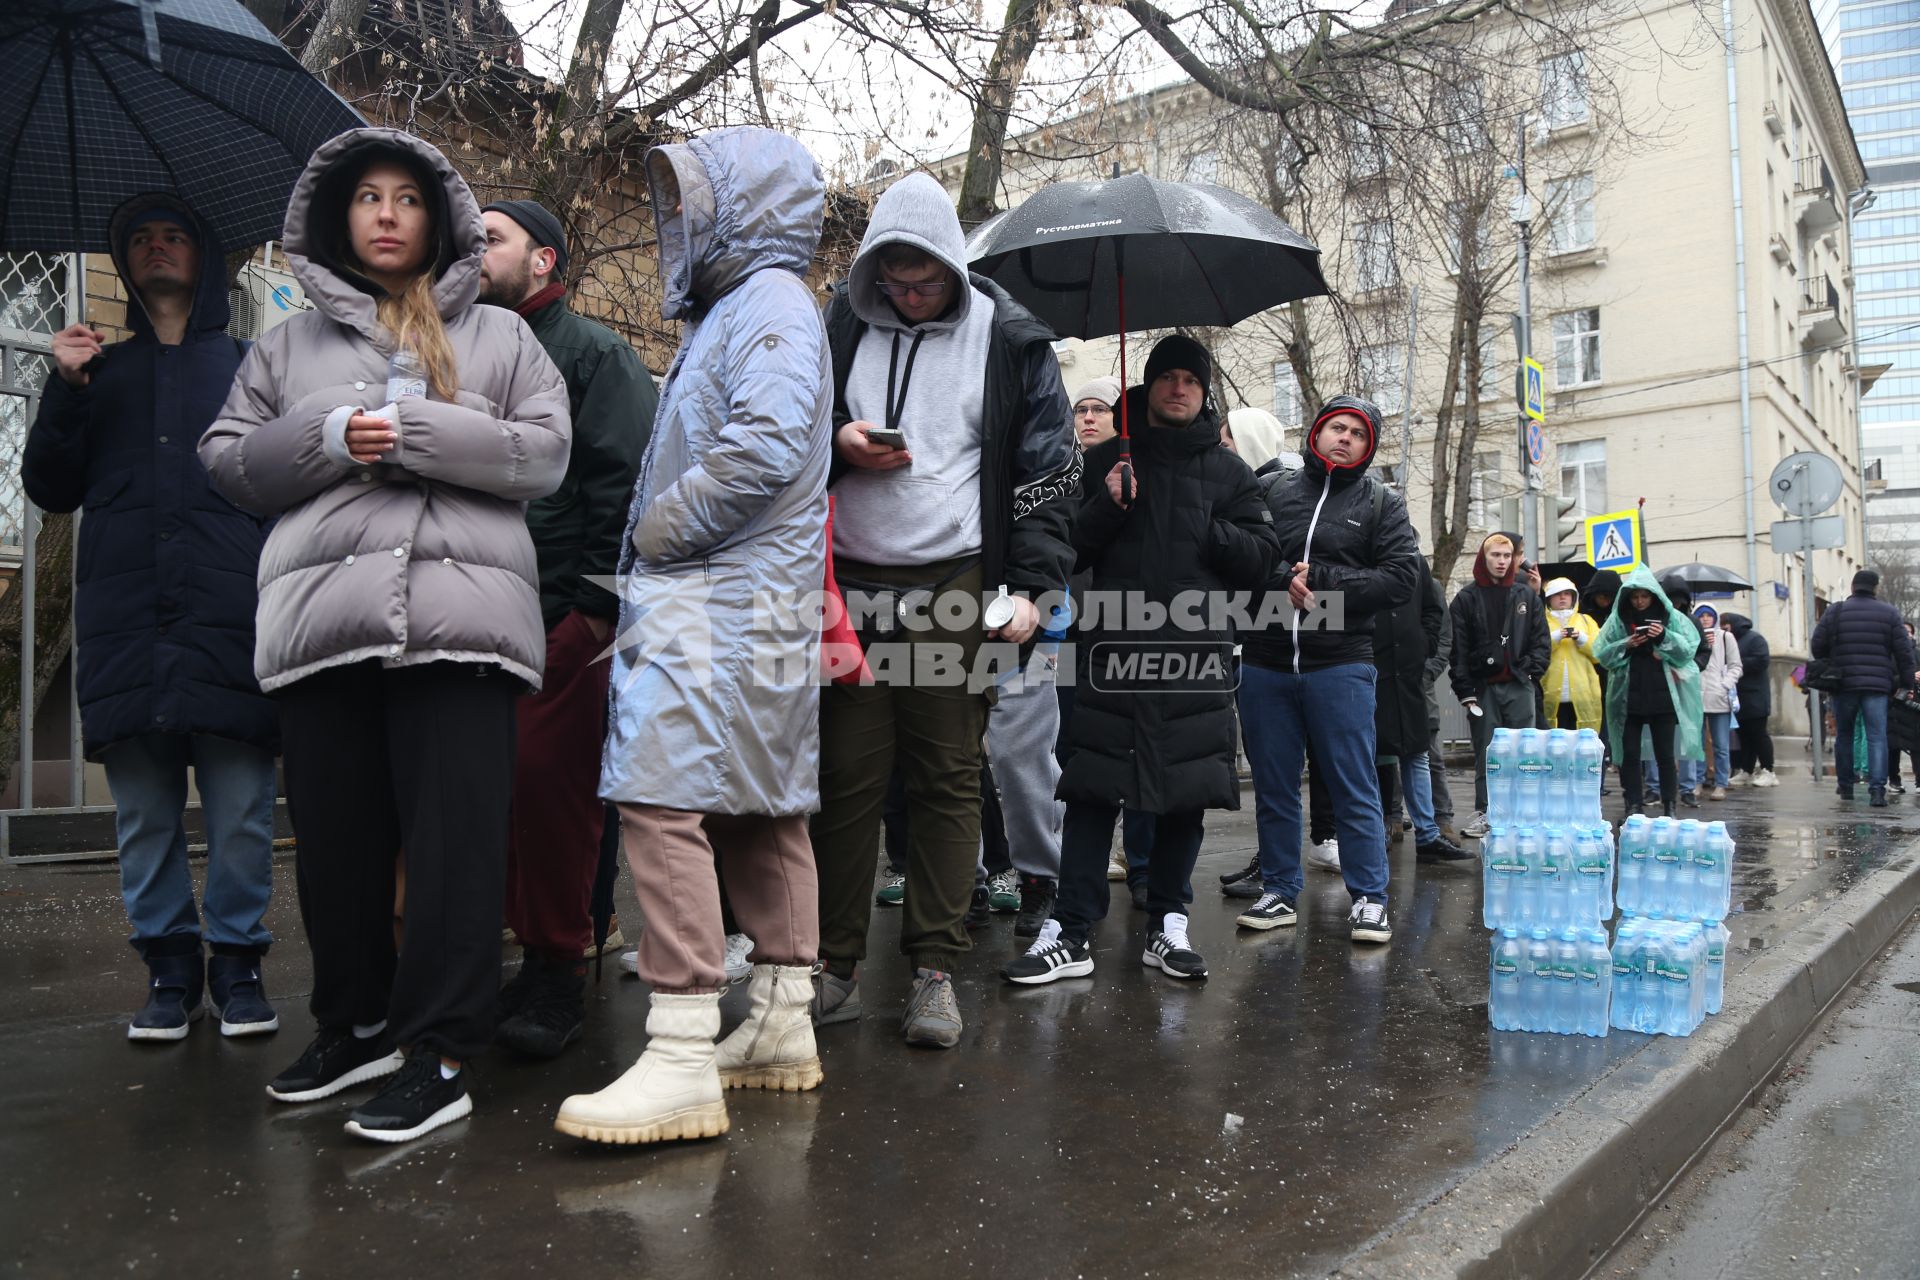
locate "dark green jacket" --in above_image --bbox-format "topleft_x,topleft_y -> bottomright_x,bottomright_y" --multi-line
520,294 -> 657,627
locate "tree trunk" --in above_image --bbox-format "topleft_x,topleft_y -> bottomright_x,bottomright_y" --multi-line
956,0 -> 1051,228
300,0 -> 373,79
1429,295 -> 1470,583
0,512 -> 77,803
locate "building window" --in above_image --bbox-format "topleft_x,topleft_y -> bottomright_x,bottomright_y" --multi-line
1355,219 -> 1397,291
1271,360 -> 1302,430
1351,121 -> 1387,179
1360,342 -> 1406,415
1545,172 -> 1597,253
1469,450 -> 1503,530
1559,439 -> 1607,517
1540,52 -> 1590,130
1552,307 -> 1602,386
1441,77 -> 1490,155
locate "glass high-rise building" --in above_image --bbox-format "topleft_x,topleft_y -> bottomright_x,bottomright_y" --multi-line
1825,0 -> 1920,553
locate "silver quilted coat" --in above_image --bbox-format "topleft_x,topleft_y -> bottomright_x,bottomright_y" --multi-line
199,128 -> 571,693
599,128 -> 833,816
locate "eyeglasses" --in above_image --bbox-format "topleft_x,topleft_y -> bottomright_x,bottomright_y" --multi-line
1074,403 -> 1114,416
877,280 -> 948,298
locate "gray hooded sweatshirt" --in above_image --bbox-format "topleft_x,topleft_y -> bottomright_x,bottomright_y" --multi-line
831,172 -> 995,566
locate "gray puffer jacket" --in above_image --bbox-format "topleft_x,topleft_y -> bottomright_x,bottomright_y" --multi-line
200,128 -> 571,692
599,127 -> 833,816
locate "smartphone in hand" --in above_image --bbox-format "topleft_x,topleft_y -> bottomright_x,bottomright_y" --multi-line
866,426 -> 907,451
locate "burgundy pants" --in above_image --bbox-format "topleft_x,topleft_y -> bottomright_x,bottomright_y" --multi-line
505,611 -> 612,958
620,804 -> 818,993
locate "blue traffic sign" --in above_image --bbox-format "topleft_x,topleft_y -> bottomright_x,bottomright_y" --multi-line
1522,357 -> 1546,423
1585,511 -> 1642,572
1526,421 -> 1547,468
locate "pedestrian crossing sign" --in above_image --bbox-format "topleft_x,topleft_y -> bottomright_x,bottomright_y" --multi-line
1584,510 -> 1642,572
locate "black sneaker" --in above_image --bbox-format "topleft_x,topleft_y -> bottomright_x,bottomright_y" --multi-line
965,885 -> 991,929
1349,896 -> 1393,945
127,951 -> 205,1043
495,957 -> 585,1059
1002,920 -> 1094,984
266,1027 -> 405,1103
1129,881 -> 1149,911
208,953 -> 279,1037
344,1046 -> 472,1144
1416,834 -> 1475,863
1142,913 -> 1207,979
1235,892 -> 1297,931
495,951 -> 545,1022
1889,782 -> 1908,795
1870,786 -> 1888,808
1680,790 -> 1700,808
1219,857 -> 1262,899
1014,874 -> 1057,938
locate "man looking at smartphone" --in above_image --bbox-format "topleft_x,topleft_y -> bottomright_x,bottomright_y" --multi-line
811,171 -> 1080,1048
1449,532 -> 1550,838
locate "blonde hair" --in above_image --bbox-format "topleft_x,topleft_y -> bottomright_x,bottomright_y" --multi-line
376,272 -> 458,402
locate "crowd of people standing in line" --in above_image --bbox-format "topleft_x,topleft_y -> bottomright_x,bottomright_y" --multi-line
26,121 -> 1893,1154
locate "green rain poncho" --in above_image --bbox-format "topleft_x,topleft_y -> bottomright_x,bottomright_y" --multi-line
1591,565 -> 1705,763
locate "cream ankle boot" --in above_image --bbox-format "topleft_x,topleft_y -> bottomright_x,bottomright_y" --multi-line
553,991 -> 727,1144
715,964 -> 823,1092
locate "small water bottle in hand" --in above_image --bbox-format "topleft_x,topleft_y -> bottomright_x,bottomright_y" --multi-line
386,348 -> 428,402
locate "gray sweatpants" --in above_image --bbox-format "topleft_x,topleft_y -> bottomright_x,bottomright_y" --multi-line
1468,679 -> 1540,812
976,649 -> 1065,880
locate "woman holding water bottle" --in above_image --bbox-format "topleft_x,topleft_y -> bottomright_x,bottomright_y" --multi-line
1592,567 -> 1702,818
201,128 -> 570,1143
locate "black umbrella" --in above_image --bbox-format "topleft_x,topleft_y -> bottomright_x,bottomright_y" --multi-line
1537,561 -> 1597,594
1,0 -> 365,252
1657,562 -> 1753,595
966,174 -> 1326,494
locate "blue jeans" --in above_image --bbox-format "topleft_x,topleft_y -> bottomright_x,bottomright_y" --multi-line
101,733 -> 278,958
1394,752 -> 1441,845
1239,661 -> 1388,904
1704,711 -> 1733,788
1833,692 -> 1890,789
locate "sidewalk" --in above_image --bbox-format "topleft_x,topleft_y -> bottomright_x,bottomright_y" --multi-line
1,771 -> 1914,1277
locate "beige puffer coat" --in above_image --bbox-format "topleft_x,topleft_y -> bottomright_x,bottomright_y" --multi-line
200,128 -> 570,692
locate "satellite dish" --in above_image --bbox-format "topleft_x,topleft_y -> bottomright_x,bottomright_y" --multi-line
1768,451 -> 1844,518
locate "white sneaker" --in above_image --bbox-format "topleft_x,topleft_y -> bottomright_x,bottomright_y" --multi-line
1306,839 -> 1341,872
1752,769 -> 1780,788
1462,812 -> 1491,839
723,933 -> 755,983
1106,852 -> 1128,881
617,948 -> 639,976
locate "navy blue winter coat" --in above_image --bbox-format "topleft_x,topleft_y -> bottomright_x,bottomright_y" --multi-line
1810,587 -> 1917,698
21,196 -> 276,759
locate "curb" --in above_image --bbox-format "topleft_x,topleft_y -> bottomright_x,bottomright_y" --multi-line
1331,842 -> 1920,1280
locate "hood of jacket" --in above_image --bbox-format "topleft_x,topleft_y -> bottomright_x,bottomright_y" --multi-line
1301,394 -> 1381,483
1613,564 -> 1683,628
1693,604 -> 1721,632
648,127 -> 824,322
1227,406 -> 1288,472
1472,532 -> 1519,588
846,171 -> 972,334
1583,568 -> 1621,611
108,194 -> 230,341
1659,574 -> 1696,616
1723,612 -> 1752,638
281,127 -> 482,346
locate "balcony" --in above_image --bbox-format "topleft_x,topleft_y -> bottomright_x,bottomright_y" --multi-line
1794,153 -> 1842,233
1799,273 -> 1845,348
1763,99 -> 1784,137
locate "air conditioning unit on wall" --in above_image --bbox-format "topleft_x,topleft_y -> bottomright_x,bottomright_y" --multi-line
226,263 -> 309,341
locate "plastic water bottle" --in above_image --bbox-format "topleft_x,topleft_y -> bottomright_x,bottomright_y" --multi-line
1550,930 -> 1582,1034
1490,928 -> 1524,1030
1515,729 -> 1548,825
1648,820 -> 1678,918
1617,815 -> 1649,916
1483,826 -> 1515,929
1575,729 -> 1606,824
1704,921 -> 1729,1015
1610,919 -> 1643,1034
1540,827 -> 1573,928
1571,827 -> 1609,924
1544,731 -> 1577,826
1513,827 -> 1544,923
1487,728 -> 1517,824
1525,928 -> 1555,1033
1699,822 -> 1734,923
386,348 -> 428,402
1582,928 -> 1613,1037
1674,820 -> 1704,921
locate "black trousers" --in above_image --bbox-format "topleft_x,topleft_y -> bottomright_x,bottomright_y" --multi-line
1620,713 -> 1678,813
279,660 -> 519,1060
1055,802 -> 1204,944
1306,743 -> 1335,844
1732,712 -> 1774,775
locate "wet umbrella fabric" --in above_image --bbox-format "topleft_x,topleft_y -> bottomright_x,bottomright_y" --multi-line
1657,562 -> 1754,595
963,174 -> 1327,340
0,0 -> 365,252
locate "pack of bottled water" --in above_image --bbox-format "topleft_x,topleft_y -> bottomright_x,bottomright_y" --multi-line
1489,925 -> 1612,1035
1485,726 -> 1605,828
1607,917 -> 1720,1035
1615,816 -> 1734,922
1482,823 -> 1616,929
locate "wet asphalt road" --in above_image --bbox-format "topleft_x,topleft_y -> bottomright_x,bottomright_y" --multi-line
2,769 -> 1916,1278
1598,916 -> 1920,1280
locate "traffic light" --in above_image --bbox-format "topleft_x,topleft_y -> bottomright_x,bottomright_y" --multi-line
1555,494 -> 1584,562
